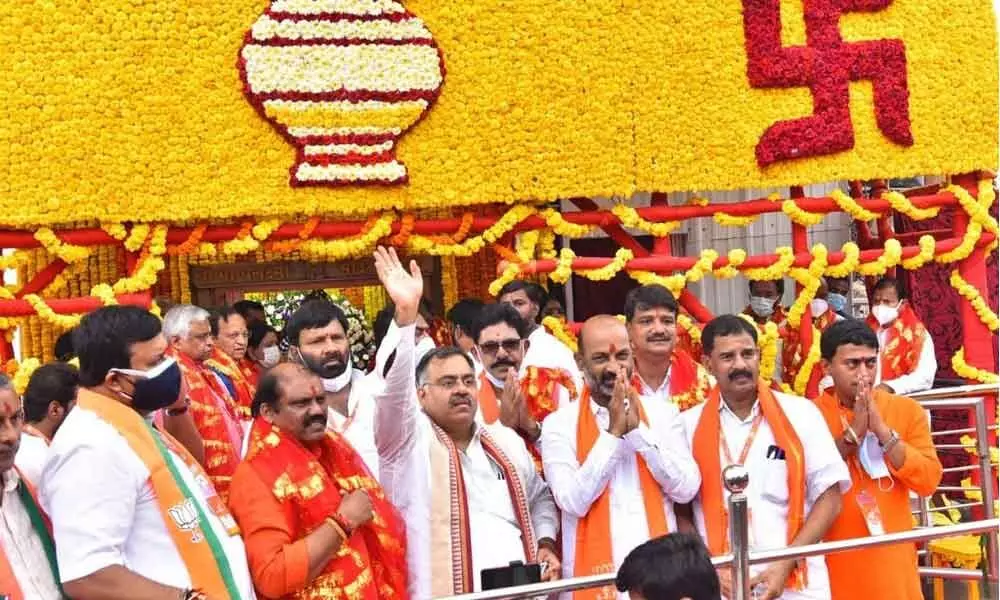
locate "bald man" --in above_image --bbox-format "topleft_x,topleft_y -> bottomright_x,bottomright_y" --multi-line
541,315 -> 700,599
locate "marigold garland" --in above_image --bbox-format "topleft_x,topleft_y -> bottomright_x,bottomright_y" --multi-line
537,229 -> 557,259
883,190 -> 940,221
900,235 -> 936,270
781,199 -> 826,226
950,270 -> 1000,332
759,321 -> 781,385
489,263 -> 523,296
713,212 -> 758,227
628,270 -> 687,297
549,248 -> 576,285
676,314 -> 702,344
829,189 -> 880,222
576,248 -> 634,282
714,249 -> 747,279
23,295 -> 82,330
857,238 -> 903,276
12,358 -> 40,396
222,221 -> 259,256
825,241 -> 861,278
408,205 -> 535,257
34,229 -> 91,264
787,244 -> 828,328
792,325 -> 823,395
539,208 -> 595,238
123,224 -> 151,253
611,204 -> 680,237
100,223 -> 128,241
743,246 -> 795,281
952,347 -> 999,384
515,230 -> 541,263
542,315 -> 578,353
252,219 -> 282,242
299,214 -> 394,262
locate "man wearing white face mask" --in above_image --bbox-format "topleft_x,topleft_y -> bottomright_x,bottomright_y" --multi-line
865,278 -> 937,395
813,319 -> 941,600
284,295 -> 415,480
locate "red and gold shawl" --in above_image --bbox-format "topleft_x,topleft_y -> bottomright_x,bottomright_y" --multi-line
866,302 -> 927,381
692,381 -> 807,591
206,348 -> 256,420
668,349 -> 712,411
781,307 -> 839,397
171,349 -> 243,501
244,418 -> 408,600
239,357 -> 261,389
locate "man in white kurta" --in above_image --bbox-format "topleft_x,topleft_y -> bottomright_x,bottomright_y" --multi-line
541,315 -> 700,599
679,315 -> 850,600
40,306 -> 255,599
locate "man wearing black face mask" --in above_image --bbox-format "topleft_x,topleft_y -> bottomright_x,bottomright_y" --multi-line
39,306 -> 256,600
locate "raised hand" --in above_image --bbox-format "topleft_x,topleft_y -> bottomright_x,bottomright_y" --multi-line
498,368 -> 522,430
851,376 -> 870,440
373,246 -> 423,326
625,386 -> 641,433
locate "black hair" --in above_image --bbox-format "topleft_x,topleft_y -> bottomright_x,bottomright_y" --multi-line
373,304 -> 396,352
248,320 -> 278,350
208,306 -> 244,337
233,299 -> 265,320
624,284 -> 679,322
701,314 -> 758,356
873,277 -> 905,299
820,319 -> 879,360
497,280 -> 547,307
446,298 -> 485,336
73,306 -> 164,387
54,329 -> 76,362
415,346 -> 474,386
251,368 -> 281,418
23,362 -> 79,423
748,278 -> 785,297
285,299 -> 350,346
469,303 -> 529,342
615,533 -> 720,600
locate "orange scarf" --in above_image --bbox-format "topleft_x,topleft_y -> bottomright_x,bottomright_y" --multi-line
244,418 -> 408,600
866,303 -> 927,381
782,307 -> 839,397
0,469 -> 62,600
477,373 -> 500,425
206,348 -> 256,420
171,349 -> 243,502
478,367 -> 577,426
573,387 -> 668,600
238,357 -> 261,389
668,350 -> 712,412
691,381 -> 807,590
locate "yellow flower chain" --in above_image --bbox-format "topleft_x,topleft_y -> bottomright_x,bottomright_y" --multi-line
628,270 -> 687,297
688,196 -> 710,207
882,190 -> 940,221
825,241 -> 860,278
23,294 -> 81,330
578,248 -> 633,281
611,204 -> 681,237
252,219 -> 282,242
489,263 -> 523,296
792,325 -> 823,396
857,238 -> 902,276
299,214 -> 394,261
900,235 -> 936,270
515,230 -> 541,263
781,199 -> 825,226
0,251 -> 31,272
549,248 -> 576,284
539,208 -> 595,238
950,270 -> 1000,332
408,205 -> 535,257
787,244 -> 829,328
538,229 -> 557,259
90,283 -> 118,306
952,347 -> 999,384
713,212 -> 758,227
34,228 -> 92,264
714,249 -> 747,279
759,321 -> 780,385
677,313 -> 702,344
123,224 -> 150,252
112,225 -> 168,294
100,223 -> 128,241
12,358 -> 40,395
830,189 -> 879,222
743,246 -> 795,281
542,315 -> 578,353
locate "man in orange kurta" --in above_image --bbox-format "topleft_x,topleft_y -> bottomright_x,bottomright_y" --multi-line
228,363 -> 407,599
814,319 -> 942,600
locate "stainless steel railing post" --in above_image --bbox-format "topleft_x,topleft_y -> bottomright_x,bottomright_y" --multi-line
724,465 -> 751,600
973,398 -> 998,577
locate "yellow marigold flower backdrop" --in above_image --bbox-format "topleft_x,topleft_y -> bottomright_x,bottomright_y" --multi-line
0,0 -> 996,227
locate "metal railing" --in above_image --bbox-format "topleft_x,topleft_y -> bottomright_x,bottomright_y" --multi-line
440,385 -> 999,600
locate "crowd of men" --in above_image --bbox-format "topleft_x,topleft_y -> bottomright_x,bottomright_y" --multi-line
0,245 -> 945,600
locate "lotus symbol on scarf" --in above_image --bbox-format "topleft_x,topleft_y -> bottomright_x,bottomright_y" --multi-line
239,0 -> 446,186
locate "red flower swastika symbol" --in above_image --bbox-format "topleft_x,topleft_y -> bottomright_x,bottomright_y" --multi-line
743,0 -> 914,167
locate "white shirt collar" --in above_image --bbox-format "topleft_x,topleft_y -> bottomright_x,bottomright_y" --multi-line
718,397 -> 760,425
637,365 -> 671,395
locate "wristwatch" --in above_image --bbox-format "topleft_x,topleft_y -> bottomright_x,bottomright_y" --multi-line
843,425 -> 860,445
880,430 -> 900,453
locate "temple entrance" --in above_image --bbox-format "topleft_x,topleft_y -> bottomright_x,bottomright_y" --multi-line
187,256 -> 442,312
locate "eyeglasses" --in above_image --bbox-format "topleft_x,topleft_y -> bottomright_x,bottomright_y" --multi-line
478,339 -> 522,356
423,375 -> 477,391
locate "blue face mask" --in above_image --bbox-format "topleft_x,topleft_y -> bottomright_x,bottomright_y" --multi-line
827,293 -> 848,314
112,358 -> 183,412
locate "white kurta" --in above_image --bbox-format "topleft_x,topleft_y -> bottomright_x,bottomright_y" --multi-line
540,395 -> 700,598
0,469 -> 62,599
14,432 -> 48,487
680,392 -> 851,600
375,322 -> 559,598
41,404 -> 256,598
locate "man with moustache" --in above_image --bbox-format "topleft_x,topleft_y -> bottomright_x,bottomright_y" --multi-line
227,363 -> 408,599
625,285 -> 712,412
0,374 -> 62,598
374,247 -> 560,597
471,303 -> 575,440
678,315 -> 849,600
285,285 -> 415,479
206,307 -> 256,419
541,315 -> 700,600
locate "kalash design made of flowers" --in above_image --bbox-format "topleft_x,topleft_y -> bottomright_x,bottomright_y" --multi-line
239,0 -> 445,186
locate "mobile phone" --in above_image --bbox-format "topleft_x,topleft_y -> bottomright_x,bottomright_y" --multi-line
480,561 -> 542,590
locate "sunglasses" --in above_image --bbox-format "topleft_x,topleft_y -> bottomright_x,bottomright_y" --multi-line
478,339 -> 522,356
